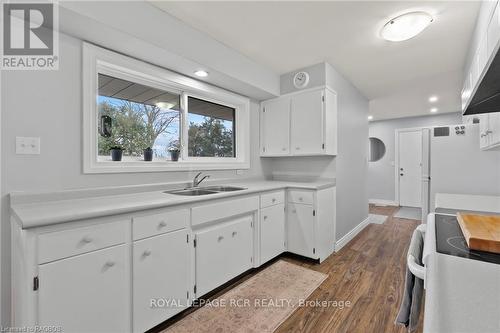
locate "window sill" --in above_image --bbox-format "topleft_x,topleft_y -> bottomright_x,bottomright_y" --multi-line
84,159 -> 250,174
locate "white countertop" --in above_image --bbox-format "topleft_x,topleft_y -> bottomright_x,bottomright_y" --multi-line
423,213 -> 500,333
10,179 -> 335,229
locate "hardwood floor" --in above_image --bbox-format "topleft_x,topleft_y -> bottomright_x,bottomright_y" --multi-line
155,205 -> 423,333
275,205 -> 424,333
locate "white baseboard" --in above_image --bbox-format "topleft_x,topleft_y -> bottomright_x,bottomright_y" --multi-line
335,216 -> 371,252
369,199 -> 397,206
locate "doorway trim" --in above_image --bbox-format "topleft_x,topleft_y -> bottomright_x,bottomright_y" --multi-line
394,127 -> 424,207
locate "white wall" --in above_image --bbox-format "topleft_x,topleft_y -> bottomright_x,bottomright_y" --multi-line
368,112 -> 463,203
272,63 -> 369,241
0,32 -> 270,326
58,1 -> 280,100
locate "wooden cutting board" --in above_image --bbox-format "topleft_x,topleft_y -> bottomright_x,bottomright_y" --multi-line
457,213 -> 500,254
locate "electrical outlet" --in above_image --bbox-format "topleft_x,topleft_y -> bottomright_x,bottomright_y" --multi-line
16,137 -> 40,155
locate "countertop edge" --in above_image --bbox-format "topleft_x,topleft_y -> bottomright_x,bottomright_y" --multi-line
12,180 -> 336,229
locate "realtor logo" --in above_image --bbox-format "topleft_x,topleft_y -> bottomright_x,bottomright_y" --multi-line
1,1 -> 59,70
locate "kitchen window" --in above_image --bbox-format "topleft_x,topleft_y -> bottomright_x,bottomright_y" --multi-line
83,43 -> 250,173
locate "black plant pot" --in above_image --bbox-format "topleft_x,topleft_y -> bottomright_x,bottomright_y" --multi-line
144,148 -> 153,161
170,150 -> 180,161
110,149 -> 123,161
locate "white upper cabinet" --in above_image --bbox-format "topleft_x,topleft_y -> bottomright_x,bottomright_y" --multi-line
488,1 -> 500,58
260,97 -> 291,156
480,112 -> 500,150
462,1 -> 500,114
260,87 -> 337,157
290,89 -> 324,155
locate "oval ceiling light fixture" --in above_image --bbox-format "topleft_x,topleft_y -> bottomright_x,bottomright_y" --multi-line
368,115 -> 374,121
430,107 -> 438,113
194,70 -> 209,77
381,11 -> 433,42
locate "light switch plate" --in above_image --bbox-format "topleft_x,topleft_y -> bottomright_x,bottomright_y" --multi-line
16,137 -> 40,155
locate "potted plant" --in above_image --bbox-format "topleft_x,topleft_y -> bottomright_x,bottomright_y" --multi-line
168,146 -> 180,161
110,146 -> 123,161
143,147 -> 153,161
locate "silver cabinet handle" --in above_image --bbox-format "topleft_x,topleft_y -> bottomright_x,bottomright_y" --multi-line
82,236 -> 93,244
158,221 -> 167,228
299,197 -> 303,201
486,130 -> 493,134
263,215 -> 268,220
282,147 -> 287,151
232,231 -> 237,237
272,198 -> 276,203
295,147 -> 301,150
218,236 -> 224,242
292,209 -> 297,213
105,261 -> 115,267
143,250 -> 152,257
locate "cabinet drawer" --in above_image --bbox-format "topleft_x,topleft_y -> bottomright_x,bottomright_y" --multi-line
38,220 -> 128,264
288,190 -> 314,205
133,208 -> 189,240
192,196 -> 259,227
260,190 -> 285,208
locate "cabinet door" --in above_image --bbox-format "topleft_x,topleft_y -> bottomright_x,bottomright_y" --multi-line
291,89 -> 324,155
480,114 -> 491,149
489,112 -> 500,147
38,245 -> 130,333
260,204 -> 285,264
195,216 -> 253,297
261,97 -> 290,156
287,203 -> 315,258
488,2 -> 500,58
133,230 -> 190,333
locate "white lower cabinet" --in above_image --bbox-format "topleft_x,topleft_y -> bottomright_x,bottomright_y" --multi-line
285,187 -> 336,262
13,186 -> 336,333
260,204 -> 285,263
195,216 -> 253,297
133,229 -> 190,333
38,244 -> 130,333
287,203 -> 315,258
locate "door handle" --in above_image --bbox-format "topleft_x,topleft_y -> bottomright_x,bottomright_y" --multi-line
400,173 -> 404,176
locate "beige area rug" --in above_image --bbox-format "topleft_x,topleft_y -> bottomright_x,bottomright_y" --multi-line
163,260 -> 328,333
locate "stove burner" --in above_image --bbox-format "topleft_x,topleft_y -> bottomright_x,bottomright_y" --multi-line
446,236 -> 485,259
435,214 -> 500,265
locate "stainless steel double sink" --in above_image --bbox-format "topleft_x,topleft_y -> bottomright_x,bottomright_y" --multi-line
166,186 -> 246,196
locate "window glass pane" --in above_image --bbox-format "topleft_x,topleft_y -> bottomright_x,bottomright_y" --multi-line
187,96 -> 236,157
97,73 -> 181,160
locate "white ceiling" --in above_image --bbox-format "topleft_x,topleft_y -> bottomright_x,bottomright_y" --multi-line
151,1 -> 480,120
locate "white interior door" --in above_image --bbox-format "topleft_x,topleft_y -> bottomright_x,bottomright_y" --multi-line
398,130 -> 423,207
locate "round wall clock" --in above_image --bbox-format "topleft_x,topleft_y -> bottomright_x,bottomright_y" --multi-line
293,71 -> 310,89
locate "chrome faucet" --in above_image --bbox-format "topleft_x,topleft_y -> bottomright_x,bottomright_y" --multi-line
192,172 -> 210,188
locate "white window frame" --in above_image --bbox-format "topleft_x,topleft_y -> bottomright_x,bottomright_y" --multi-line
83,43 -> 250,173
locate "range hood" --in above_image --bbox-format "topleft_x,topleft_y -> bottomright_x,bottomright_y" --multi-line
464,49 -> 500,115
